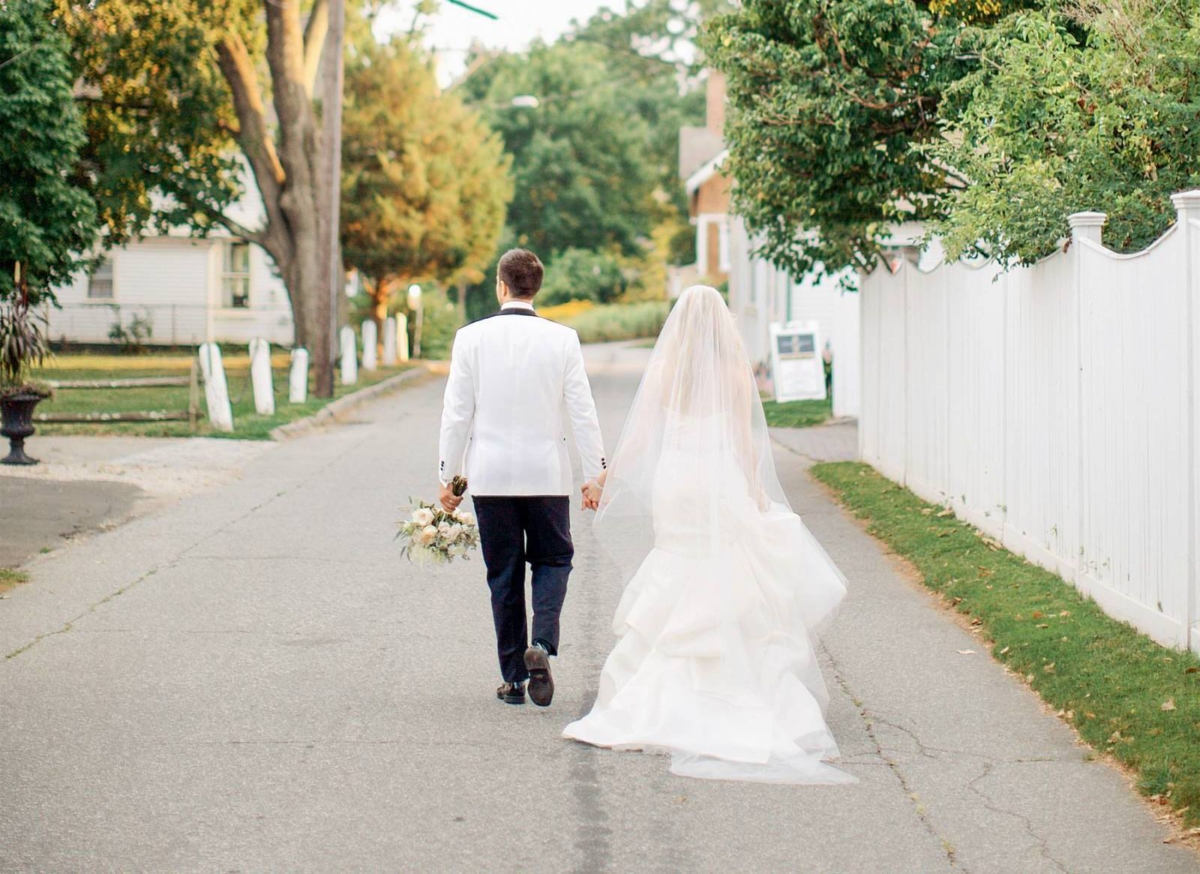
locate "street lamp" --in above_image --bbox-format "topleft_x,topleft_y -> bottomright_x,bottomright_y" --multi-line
408,284 -> 424,359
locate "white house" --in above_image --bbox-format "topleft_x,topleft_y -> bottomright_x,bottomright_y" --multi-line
48,172 -> 295,348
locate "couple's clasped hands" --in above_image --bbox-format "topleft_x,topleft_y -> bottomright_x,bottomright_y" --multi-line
581,478 -> 603,512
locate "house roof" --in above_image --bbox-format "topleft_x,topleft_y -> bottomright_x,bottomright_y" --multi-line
685,149 -> 729,196
679,126 -> 726,181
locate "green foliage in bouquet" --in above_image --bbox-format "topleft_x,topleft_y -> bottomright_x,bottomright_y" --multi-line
397,477 -> 479,566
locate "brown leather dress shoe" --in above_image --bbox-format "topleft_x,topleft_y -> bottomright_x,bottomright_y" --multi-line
524,647 -> 554,707
497,682 -> 525,705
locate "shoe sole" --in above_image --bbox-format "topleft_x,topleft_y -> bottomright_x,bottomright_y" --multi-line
499,694 -> 525,705
524,648 -> 554,707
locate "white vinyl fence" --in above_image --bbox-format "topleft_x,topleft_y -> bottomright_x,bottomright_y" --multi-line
860,192 -> 1200,653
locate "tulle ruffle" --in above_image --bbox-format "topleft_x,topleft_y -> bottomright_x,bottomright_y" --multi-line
564,508 -> 855,785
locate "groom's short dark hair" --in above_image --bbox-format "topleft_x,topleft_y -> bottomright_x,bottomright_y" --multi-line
498,249 -> 544,299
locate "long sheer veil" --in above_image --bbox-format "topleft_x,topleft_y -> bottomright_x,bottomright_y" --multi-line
593,284 -> 846,637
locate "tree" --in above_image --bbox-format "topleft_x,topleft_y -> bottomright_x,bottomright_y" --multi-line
340,35 -> 511,340
930,1 -> 1200,264
58,1 -> 343,395
703,0 -> 1026,279
461,41 -> 661,259
1,0 -> 98,305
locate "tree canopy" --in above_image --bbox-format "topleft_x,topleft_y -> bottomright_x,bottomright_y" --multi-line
1,0 -> 98,304
59,0 -> 345,393
930,0 -> 1200,264
340,34 -> 512,323
704,0 -> 985,279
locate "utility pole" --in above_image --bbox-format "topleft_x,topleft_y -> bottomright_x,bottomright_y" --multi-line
317,0 -> 346,398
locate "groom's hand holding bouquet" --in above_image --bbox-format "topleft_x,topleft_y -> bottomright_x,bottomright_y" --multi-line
397,475 -> 479,565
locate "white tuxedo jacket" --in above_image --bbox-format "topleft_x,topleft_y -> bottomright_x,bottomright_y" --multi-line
438,302 -> 606,496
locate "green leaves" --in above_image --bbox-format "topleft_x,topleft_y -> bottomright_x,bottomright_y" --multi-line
932,2 -> 1200,263
0,0 -> 99,303
340,35 -> 512,290
705,0 -> 977,279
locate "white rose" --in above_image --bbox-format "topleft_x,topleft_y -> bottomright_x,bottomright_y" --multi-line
437,522 -> 451,538
413,508 -> 435,527
456,511 -> 475,527
448,524 -> 464,542
418,525 -> 438,546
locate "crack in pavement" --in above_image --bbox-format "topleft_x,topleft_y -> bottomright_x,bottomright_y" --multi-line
966,761 -> 1070,874
867,710 -> 1060,766
823,644 -> 962,871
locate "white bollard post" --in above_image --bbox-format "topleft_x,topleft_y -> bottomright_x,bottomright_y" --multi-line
396,312 -> 410,362
361,320 -> 378,371
340,325 -> 358,385
198,342 -> 234,432
289,347 -> 309,403
383,317 -> 398,366
248,338 -> 276,416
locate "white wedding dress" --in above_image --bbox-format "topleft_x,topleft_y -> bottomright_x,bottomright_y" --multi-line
563,286 -> 855,785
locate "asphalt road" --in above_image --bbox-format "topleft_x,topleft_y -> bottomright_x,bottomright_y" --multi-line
1,342 -> 1196,872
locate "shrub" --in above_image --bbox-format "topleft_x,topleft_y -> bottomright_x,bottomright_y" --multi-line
562,301 -> 671,344
540,248 -> 629,306
538,299 -> 596,322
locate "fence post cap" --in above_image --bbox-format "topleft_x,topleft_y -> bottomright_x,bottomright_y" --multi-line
1068,211 -> 1106,245
1067,211 -> 1107,228
1170,190 -> 1200,213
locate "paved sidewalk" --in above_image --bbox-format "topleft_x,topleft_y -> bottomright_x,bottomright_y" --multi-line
0,343 -> 1195,872
0,437 -> 274,568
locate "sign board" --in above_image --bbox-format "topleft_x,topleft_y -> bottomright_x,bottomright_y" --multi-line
769,321 -> 826,402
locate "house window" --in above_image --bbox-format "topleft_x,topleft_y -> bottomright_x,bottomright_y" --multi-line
88,259 -> 114,299
222,242 -> 251,309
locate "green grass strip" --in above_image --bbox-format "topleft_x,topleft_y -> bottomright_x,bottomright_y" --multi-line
811,461 -> 1200,827
762,397 -> 833,429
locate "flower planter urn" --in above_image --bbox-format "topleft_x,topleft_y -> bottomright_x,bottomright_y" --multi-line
0,392 -> 45,465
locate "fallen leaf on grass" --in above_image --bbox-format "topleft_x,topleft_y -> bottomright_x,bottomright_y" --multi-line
1186,667 -> 1198,674
1031,610 -> 1045,619
937,508 -> 954,518
1059,610 -> 1071,617
1043,663 -> 1056,674
999,646 -> 1011,655
1162,699 -> 1177,711
1036,623 -> 1050,629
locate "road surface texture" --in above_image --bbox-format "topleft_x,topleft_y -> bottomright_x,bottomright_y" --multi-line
1,342 -> 1196,872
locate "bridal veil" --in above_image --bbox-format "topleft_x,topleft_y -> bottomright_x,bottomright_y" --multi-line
564,285 -> 854,784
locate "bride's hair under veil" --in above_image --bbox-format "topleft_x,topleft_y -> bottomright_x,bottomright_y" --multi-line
576,284 -> 854,784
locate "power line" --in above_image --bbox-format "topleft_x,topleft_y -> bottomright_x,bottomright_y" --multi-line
446,0 -> 498,19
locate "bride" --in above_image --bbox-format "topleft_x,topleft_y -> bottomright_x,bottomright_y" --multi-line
563,285 -> 855,785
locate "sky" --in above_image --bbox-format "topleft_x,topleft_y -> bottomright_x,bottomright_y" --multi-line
374,0 -> 620,83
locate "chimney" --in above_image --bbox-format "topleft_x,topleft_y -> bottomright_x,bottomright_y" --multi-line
706,70 -> 726,135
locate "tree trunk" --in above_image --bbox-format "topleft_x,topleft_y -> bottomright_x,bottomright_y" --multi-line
371,276 -> 391,360
215,2 -> 339,398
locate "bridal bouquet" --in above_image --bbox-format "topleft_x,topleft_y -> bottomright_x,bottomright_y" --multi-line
397,476 -> 479,565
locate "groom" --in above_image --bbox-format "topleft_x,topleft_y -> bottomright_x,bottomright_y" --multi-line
438,248 -> 606,707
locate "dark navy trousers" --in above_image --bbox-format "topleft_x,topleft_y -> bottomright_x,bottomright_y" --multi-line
472,496 -> 574,684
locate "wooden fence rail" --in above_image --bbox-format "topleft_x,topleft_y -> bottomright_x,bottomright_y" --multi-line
34,360 -> 202,430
